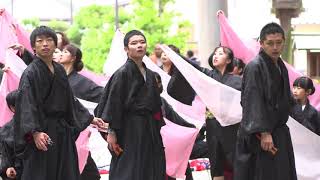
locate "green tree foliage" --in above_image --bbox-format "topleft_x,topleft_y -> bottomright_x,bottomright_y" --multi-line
68,0 -> 191,73
47,19 -> 70,32
21,17 -> 40,31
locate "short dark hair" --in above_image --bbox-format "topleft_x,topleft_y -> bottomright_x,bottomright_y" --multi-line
233,58 -> 246,75
6,90 -> 19,108
30,26 -> 58,48
168,44 -> 180,54
124,30 -> 146,47
64,44 -> 83,72
187,50 -> 194,58
259,22 -> 285,41
293,76 -> 315,95
56,31 -> 70,50
208,46 -> 234,72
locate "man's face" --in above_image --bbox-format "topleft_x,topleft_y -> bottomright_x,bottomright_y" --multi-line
260,33 -> 284,61
125,35 -> 147,61
34,35 -> 56,59
154,44 -> 162,58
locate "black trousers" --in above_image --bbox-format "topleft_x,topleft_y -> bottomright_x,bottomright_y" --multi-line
80,152 -> 101,180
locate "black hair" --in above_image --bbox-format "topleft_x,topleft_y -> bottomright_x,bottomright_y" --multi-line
165,44 -> 186,75
124,30 -> 146,47
233,58 -> 246,75
187,50 -> 194,58
64,44 -> 83,72
293,76 -> 315,95
153,71 -> 163,94
168,44 -> 180,54
30,26 -> 58,48
259,22 -> 285,41
6,90 -> 19,109
208,46 -> 234,72
56,31 -> 70,50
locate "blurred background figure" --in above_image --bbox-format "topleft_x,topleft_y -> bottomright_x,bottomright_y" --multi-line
186,49 -> 199,65
149,44 -> 163,67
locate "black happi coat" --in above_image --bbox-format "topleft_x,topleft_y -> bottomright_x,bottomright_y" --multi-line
14,57 -> 93,180
68,71 -> 104,103
234,50 -> 297,180
167,65 -> 196,105
290,100 -> 320,135
95,59 -> 166,180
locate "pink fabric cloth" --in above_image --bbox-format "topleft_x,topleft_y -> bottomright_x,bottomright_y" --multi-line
76,128 -> 91,173
160,118 -> 199,178
0,50 -> 26,126
79,69 -> 108,86
218,11 -> 259,63
160,45 -> 242,126
0,9 -> 32,64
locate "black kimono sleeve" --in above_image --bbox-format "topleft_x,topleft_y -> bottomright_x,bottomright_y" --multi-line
94,71 -> 127,131
69,97 -> 94,132
167,66 -> 195,105
69,74 -> 103,103
186,59 -> 215,77
306,106 -> 320,136
19,50 -> 34,65
14,72 -> 41,144
161,98 -> 195,128
241,62 -> 273,134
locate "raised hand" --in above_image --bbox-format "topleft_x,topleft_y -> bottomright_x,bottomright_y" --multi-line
8,43 -> 25,55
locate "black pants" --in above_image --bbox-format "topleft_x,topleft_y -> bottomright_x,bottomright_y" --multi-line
80,152 -> 101,180
206,118 -> 239,177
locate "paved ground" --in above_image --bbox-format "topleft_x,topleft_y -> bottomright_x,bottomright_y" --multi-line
100,170 -> 212,180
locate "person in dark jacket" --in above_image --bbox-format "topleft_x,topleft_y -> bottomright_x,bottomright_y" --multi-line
234,22 -> 297,180
60,44 -> 104,180
290,76 -> 320,135
167,45 -> 241,180
0,90 -> 21,180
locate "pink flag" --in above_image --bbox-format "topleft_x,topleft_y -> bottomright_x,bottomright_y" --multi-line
160,45 -> 242,126
76,128 -> 91,173
0,50 -> 27,126
161,119 -> 199,178
79,69 -> 109,87
0,70 -> 18,126
0,10 -> 18,64
218,11 -> 259,63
